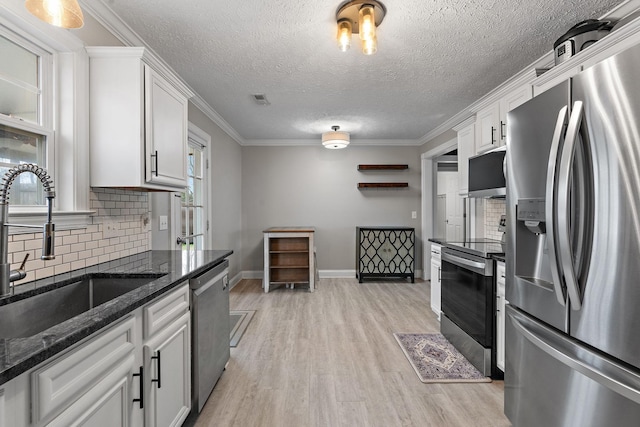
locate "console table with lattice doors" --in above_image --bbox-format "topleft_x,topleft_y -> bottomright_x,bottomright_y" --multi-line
356,227 -> 415,283
263,227 -> 315,293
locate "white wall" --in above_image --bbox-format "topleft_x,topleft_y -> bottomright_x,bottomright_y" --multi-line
241,145 -> 423,274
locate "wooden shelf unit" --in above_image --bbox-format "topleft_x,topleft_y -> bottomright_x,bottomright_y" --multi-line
358,164 -> 409,170
263,228 -> 315,292
357,164 -> 409,189
357,182 -> 409,189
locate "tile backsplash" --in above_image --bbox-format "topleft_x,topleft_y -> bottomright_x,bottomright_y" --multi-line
484,199 -> 506,241
9,188 -> 151,283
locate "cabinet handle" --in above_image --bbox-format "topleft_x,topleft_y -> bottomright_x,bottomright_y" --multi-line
150,150 -> 159,177
152,351 -> 162,388
500,121 -> 506,140
438,267 -> 441,281
491,126 -> 496,144
133,366 -> 144,409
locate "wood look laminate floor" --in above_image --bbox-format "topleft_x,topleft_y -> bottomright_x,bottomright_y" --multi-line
193,278 -> 511,427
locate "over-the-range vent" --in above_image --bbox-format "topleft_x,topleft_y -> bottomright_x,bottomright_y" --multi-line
251,93 -> 270,105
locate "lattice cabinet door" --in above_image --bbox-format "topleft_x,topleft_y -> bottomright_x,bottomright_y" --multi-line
356,227 -> 415,283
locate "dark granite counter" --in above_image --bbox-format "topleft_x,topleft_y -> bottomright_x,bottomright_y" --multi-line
0,249 -> 232,385
428,238 -> 446,245
492,254 -> 506,263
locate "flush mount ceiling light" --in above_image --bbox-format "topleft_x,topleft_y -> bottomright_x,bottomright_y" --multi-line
322,126 -> 350,149
25,0 -> 84,29
336,0 -> 386,55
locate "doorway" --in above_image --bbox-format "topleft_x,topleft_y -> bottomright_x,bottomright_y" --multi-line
172,124 -> 210,252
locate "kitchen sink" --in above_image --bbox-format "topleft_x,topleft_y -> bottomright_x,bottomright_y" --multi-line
0,274 -> 165,339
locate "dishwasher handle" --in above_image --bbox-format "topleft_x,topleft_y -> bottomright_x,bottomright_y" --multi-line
190,259 -> 229,290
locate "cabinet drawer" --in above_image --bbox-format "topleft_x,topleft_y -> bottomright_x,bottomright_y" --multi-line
31,316 -> 136,424
144,282 -> 189,339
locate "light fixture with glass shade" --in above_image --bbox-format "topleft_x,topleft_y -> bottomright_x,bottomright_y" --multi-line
335,1 -> 386,55
25,0 -> 84,29
322,126 -> 350,149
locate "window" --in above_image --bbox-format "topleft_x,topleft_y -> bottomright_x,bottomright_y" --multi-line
0,30 -> 52,207
179,140 -> 206,251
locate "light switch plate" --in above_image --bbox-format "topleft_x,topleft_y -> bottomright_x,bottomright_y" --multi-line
411,211 -> 417,219
159,215 -> 168,231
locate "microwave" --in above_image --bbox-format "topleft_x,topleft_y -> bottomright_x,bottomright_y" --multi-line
468,147 -> 506,198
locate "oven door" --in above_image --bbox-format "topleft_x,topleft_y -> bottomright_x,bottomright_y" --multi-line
441,248 -> 494,347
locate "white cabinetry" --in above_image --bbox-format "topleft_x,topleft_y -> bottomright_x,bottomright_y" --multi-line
142,285 -> 191,427
496,261 -> 506,373
475,85 -> 532,153
430,244 -> 442,320
32,317 -> 138,426
87,47 -> 193,191
454,118 -> 475,196
1,282 -> 192,427
533,66 -> 580,97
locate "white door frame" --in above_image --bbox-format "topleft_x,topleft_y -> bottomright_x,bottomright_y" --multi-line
421,138 -> 457,279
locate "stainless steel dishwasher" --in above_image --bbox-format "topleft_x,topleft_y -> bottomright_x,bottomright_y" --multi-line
190,259 -> 230,413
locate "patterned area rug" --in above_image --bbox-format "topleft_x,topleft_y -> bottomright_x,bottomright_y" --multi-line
230,310 -> 255,347
394,333 -> 491,383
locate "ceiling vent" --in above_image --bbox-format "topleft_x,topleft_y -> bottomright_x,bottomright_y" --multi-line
251,94 -> 270,105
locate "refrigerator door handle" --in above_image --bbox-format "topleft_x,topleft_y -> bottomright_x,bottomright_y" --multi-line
545,105 -> 569,306
509,306 -> 640,405
557,101 -> 584,310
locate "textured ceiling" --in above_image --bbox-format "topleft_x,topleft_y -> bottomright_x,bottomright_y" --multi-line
96,0 -> 624,143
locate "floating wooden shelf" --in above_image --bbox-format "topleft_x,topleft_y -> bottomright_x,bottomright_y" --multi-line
358,164 -> 409,171
358,182 -> 409,189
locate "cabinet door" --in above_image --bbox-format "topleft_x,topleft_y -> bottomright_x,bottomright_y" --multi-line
499,86 -> 532,146
475,103 -> 500,153
430,260 -> 441,320
145,65 -> 188,188
45,359 -> 134,427
144,312 -> 191,427
457,123 -> 475,195
496,293 -> 506,372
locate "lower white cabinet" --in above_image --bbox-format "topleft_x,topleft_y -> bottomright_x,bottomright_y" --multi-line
143,312 -> 191,427
0,282 -> 191,427
496,261 -> 506,372
33,317 -> 137,427
430,244 -> 442,320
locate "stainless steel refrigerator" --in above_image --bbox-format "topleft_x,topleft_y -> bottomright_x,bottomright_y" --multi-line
505,42 -> 640,427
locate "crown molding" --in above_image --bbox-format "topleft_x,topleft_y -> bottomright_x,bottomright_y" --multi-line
80,0 -> 244,145
243,138 -> 421,147
418,0 -> 640,146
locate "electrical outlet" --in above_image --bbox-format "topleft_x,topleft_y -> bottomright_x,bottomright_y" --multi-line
411,211 -> 417,219
159,215 -> 168,231
103,219 -> 120,238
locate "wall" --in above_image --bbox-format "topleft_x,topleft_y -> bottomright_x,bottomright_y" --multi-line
241,145 -> 423,275
420,129 -> 457,155
10,188 -> 150,283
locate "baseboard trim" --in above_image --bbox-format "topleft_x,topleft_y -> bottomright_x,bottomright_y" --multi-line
233,269 -> 422,282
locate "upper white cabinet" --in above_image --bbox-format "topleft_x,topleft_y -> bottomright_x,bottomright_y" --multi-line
474,104 -> 500,153
475,85 -> 532,153
87,47 -> 193,191
454,118 -> 475,196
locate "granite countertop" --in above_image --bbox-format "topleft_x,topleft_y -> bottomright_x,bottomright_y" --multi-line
492,254 -> 506,263
0,249 -> 232,385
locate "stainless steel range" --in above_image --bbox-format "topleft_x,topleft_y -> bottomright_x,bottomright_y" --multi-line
440,239 -> 503,377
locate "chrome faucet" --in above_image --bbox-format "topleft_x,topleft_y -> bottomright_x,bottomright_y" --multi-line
0,164 -> 55,297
